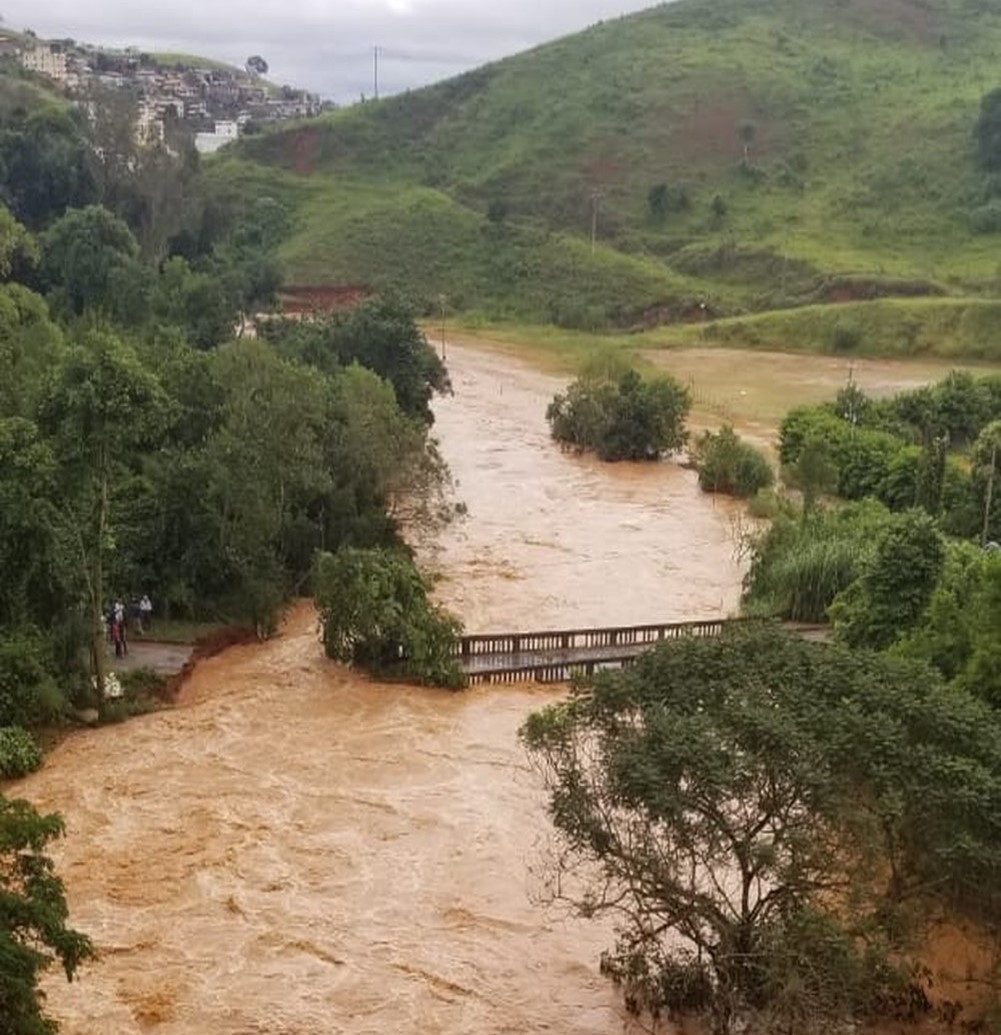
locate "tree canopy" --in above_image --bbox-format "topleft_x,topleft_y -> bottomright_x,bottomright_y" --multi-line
546,366 -> 691,461
313,547 -> 464,688
522,626 -> 1001,1033
0,797 -> 94,1035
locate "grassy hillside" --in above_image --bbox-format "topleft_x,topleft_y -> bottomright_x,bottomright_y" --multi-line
673,297 -> 1001,359
213,0 -> 1001,338
0,58 -> 66,117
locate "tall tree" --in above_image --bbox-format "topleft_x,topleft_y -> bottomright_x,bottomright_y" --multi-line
522,627 -> 1001,1033
40,205 -> 146,322
38,331 -> 167,705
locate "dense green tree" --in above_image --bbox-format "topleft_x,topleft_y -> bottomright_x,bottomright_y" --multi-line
0,204 -> 37,280
324,362 -> 450,550
211,196 -> 289,332
0,419 -> 59,632
521,626 -> 1001,1033
199,338 -> 329,628
263,295 -> 451,425
0,796 -> 94,1034
0,107 -> 96,229
151,256 -> 236,349
892,542 -> 1001,704
314,547 -> 464,687
547,367 -> 690,461
40,205 -> 146,322
0,283 -> 64,417
779,380 -> 995,532
830,509 -> 945,650
38,331 -> 168,704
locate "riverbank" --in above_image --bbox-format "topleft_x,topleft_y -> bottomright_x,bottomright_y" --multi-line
439,324 -> 1001,457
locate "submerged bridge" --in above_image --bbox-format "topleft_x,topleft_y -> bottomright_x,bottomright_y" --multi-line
456,618 -> 741,685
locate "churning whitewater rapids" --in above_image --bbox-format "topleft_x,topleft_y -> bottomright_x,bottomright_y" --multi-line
24,340 -> 748,1034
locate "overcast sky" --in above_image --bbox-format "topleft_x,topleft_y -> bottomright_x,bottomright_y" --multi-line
0,1 -> 662,102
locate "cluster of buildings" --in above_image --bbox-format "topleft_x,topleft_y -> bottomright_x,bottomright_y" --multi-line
0,33 -> 332,153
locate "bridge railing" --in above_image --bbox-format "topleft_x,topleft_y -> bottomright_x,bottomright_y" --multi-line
457,618 -> 734,659
466,656 -> 639,686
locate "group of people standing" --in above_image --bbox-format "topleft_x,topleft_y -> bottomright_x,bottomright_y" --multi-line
106,595 -> 153,658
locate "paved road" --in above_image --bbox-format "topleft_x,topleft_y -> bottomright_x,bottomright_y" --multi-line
110,641 -> 194,676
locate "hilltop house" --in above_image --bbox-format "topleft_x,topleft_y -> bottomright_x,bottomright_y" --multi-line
21,42 -> 68,82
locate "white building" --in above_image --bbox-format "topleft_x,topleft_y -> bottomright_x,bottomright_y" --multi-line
21,44 -> 68,82
194,119 -> 239,154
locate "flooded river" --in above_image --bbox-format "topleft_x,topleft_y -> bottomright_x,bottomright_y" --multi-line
429,343 -> 744,630
20,341 -> 985,1033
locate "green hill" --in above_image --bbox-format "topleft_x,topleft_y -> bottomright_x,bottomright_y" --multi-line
188,0 -> 1001,344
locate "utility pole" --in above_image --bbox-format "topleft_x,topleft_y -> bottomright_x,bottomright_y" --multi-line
438,294 -> 447,360
373,45 -> 381,101
590,189 -> 604,254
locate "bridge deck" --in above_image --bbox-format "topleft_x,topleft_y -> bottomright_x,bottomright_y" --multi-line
455,619 -> 828,685
457,617 -> 742,685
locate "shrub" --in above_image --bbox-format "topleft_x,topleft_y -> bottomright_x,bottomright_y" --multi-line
830,319 -> 862,352
0,630 -> 65,728
486,198 -> 509,224
694,424 -> 774,497
0,725 -> 42,779
779,407 -> 849,466
837,429 -> 902,499
970,201 -> 1001,234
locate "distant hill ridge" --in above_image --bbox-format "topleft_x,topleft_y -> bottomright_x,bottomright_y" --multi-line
45,0 -> 1001,350
210,0 -> 1001,344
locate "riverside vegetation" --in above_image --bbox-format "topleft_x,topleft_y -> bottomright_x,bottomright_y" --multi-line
0,67 -> 458,1032
524,368 -> 1001,1034
545,353 -> 775,500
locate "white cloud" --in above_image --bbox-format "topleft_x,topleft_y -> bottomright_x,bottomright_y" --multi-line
1,0 -> 664,102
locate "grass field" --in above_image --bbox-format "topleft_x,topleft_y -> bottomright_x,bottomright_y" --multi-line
150,52 -> 241,73
662,297 -> 1001,360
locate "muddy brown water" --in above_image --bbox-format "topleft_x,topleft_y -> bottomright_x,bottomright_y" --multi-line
21,341 -> 986,1033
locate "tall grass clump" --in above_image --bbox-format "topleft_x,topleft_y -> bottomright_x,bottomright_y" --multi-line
743,501 -> 892,622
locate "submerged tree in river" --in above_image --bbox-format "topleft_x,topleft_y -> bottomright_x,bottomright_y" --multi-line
546,367 -> 690,462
